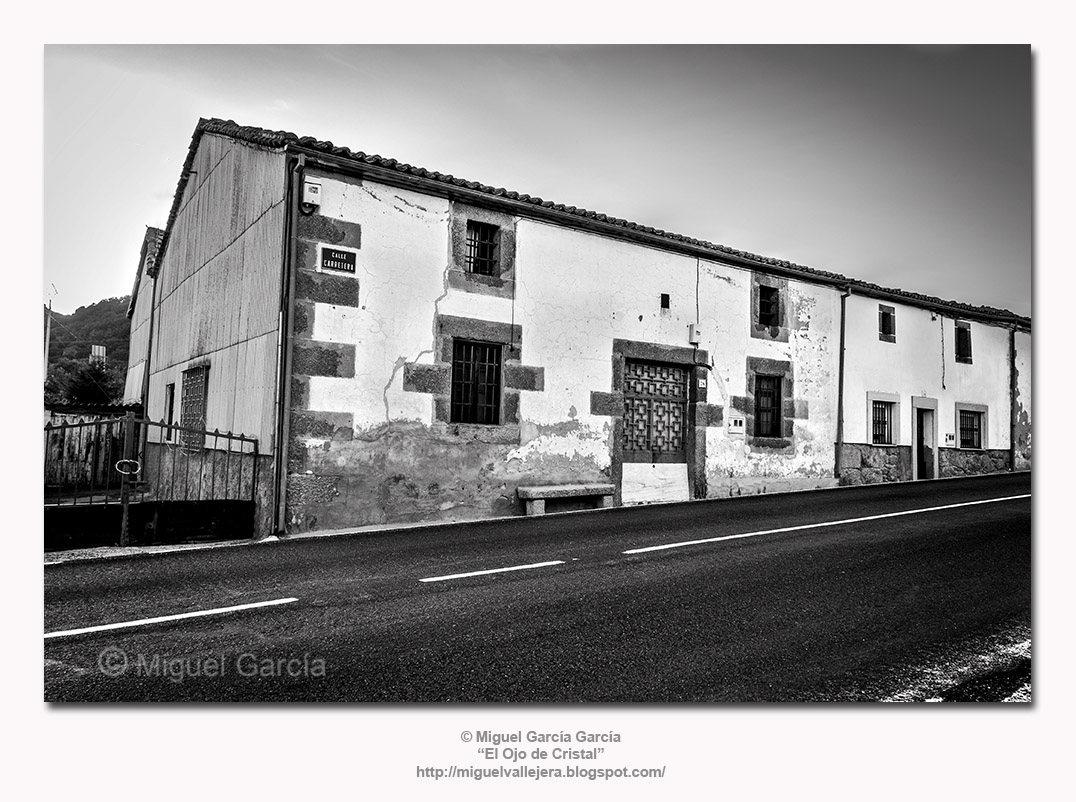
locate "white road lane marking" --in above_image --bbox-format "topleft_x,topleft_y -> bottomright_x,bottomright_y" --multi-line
44,597 -> 299,640
623,494 -> 1032,555
420,561 -> 565,583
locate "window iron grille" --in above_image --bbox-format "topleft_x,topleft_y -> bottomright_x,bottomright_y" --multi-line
959,410 -> 982,449
180,366 -> 209,448
758,286 -> 780,327
872,400 -> 894,444
465,221 -> 499,276
754,374 -> 782,437
450,340 -> 502,424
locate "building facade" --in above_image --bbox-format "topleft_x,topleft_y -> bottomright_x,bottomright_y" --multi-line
125,119 -> 1032,537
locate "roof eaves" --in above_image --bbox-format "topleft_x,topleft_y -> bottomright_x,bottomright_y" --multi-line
167,118 -> 1031,329
126,227 -> 165,319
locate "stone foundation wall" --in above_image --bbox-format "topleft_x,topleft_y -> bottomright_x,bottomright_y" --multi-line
837,442 -> 912,485
939,448 -> 1011,477
707,475 -> 839,497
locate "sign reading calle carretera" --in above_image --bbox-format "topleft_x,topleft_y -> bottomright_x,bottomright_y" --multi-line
321,247 -> 356,274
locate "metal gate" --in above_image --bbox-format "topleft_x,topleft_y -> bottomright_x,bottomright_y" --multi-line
623,360 -> 688,463
44,412 -> 259,550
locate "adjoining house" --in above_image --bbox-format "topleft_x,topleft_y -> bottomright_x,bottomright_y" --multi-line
123,118 -> 1032,538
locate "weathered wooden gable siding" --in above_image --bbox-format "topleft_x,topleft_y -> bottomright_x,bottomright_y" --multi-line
149,133 -> 286,446
123,283 -> 153,403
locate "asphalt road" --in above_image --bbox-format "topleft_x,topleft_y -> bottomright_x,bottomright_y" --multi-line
44,472 -> 1032,702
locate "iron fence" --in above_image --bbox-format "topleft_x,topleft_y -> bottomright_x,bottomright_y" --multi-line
44,413 -> 259,547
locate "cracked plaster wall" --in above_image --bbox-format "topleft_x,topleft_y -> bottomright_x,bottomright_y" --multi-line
284,174 -> 1027,532
300,175 -> 448,431
287,178 -> 614,531
514,222 -> 712,497
516,222 -> 841,500
1013,330 -> 1031,470
705,268 -> 841,495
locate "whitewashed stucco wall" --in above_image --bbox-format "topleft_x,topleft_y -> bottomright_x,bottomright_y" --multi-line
287,172 -> 1026,527
301,176 -> 453,433
842,294 -> 1013,451
709,272 -> 841,493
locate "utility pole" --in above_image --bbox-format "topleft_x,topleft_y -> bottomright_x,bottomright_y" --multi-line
44,284 -> 57,378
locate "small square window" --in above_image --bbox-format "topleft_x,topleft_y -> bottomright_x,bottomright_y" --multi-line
758,286 -> 780,327
872,400 -> 895,444
959,409 -> 982,449
955,321 -> 973,363
660,293 -> 670,309
450,340 -> 502,425
465,221 -> 499,276
879,305 -> 896,343
754,374 -> 782,437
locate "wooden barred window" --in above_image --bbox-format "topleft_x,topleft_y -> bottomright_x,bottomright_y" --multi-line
450,340 -> 502,424
959,409 -> 983,449
465,221 -> 499,276
758,285 -> 780,327
754,374 -> 782,437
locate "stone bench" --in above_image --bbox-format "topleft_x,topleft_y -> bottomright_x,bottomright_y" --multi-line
516,483 -> 616,516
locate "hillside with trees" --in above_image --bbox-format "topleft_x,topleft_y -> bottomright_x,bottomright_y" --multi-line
44,296 -> 132,405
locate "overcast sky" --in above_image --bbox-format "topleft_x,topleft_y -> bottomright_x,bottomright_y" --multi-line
43,45 -> 1032,317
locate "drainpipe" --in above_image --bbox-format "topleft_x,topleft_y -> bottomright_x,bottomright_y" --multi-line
140,267 -> 160,416
1008,326 -> 1017,471
834,285 -> 851,478
273,152 -> 305,535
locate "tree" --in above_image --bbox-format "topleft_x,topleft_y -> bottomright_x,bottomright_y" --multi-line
44,296 -> 132,366
44,295 -> 132,406
45,357 -> 126,405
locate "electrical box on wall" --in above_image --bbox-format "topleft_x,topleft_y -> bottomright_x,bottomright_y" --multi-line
303,178 -> 322,207
688,323 -> 701,345
945,433 -> 956,445
728,415 -> 745,435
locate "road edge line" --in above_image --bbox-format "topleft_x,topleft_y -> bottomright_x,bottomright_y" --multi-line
44,597 -> 299,640
623,494 -> 1032,554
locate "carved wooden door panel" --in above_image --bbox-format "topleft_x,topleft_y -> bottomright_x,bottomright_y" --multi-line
623,360 -> 688,463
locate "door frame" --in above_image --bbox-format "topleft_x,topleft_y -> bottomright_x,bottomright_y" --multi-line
605,339 -> 710,505
911,396 -> 939,480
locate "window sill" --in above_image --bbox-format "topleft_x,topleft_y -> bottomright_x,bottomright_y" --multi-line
748,436 -> 792,450
433,421 -> 521,444
447,267 -> 515,299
